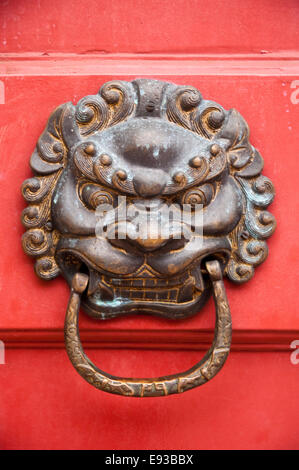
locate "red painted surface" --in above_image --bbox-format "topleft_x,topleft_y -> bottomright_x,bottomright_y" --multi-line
1,0 -> 298,55
0,0 -> 299,450
0,349 -> 299,450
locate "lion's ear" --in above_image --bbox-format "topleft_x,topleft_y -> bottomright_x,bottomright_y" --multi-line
219,108 -> 264,178
221,109 -> 276,285
30,102 -> 80,175
23,102 -> 81,281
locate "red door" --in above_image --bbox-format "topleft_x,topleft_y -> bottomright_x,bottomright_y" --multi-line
0,0 -> 299,450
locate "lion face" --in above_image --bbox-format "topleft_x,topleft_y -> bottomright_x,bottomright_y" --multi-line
21,79 -> 276,319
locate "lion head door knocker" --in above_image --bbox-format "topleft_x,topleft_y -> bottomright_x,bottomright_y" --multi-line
21,79 -> 276,397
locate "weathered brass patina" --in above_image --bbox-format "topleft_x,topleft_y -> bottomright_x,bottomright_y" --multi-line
21,79 -> 276,396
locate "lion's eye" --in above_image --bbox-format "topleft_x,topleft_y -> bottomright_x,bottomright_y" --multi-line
81,184 -> 115,210
180,183 -> 214,208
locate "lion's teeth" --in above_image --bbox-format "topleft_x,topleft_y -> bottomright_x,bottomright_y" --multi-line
87,269 -> 98,296
99,282 -> 114,301
177,279 -> 194,303
190,266 -> 204,292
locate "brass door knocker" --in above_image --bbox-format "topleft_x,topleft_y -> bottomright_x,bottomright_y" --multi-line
21,79 -> 276,396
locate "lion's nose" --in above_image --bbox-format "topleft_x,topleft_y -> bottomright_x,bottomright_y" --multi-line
133,170 -> 167,197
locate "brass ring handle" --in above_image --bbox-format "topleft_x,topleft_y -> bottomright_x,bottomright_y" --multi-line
64,260 -> 232,397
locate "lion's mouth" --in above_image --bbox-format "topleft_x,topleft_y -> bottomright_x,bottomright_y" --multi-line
56,248 -> 229,319
87,266 -> 202,305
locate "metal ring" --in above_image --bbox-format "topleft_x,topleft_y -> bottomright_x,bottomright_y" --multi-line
64,260 -> 232,397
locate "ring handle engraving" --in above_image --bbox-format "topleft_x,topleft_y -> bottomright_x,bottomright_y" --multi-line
64,260 -> 232,396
